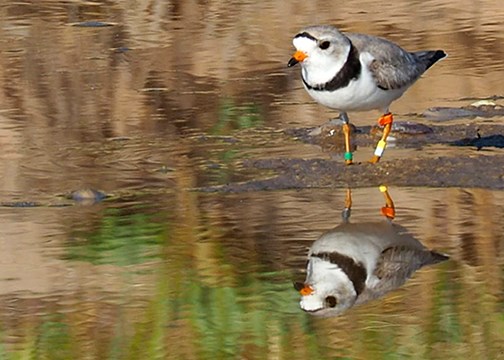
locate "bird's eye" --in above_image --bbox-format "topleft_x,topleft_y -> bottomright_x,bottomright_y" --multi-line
325,296 -> 337,308
319,41 -> 330,50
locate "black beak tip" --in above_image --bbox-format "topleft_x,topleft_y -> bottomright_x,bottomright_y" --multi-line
287,57 -> 299,67
293,281 -> 304,291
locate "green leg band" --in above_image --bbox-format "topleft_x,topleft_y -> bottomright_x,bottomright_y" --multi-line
344,152 -> 353,161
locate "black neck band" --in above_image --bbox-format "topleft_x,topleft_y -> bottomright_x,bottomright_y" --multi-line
303,42 -> 361,92
311,251 -> 366,295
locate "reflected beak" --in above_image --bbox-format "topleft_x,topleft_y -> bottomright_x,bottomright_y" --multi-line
287,50 -> 307,67
293,282 -> 314,296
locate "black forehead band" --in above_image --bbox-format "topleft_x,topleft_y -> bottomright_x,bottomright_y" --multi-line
294,32 -> 318,42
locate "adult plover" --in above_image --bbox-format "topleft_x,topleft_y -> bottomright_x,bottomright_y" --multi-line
288,25 -> 446,164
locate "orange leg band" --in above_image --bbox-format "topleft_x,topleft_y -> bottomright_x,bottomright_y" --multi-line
378,113 -> 393,127
379,185 -> 395,219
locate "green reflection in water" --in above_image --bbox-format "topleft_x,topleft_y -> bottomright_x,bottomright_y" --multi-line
34,315 -> 73,359
65,209 -> 165,266
1,257 -> 502,359
180,271 -> 322,360
429,264 -> 463,351
212,98 -> 263,135
0,204 -> 503,359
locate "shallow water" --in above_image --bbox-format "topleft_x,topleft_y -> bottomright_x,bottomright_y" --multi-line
0,1 -> 503,359
1,187 -> 503,359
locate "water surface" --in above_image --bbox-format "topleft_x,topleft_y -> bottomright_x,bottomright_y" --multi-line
1,187 -> 503,359
0,1 -> 503,359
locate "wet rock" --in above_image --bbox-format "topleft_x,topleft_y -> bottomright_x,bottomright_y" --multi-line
372,121 -> 433,135
67,189 -> 107,203
285,122 -> 358,146
108,136 -> 131,141
392,121 -> 433,134
112,47 -> 131,53
196,135 -> 239,144
158,166 -> 175,174
196,155 -> 504,192
470,100 -> 497,107
1,201 -> 41,207
423,103 -> 504,121
310,122 -> 359,136
70,21 -> 116,27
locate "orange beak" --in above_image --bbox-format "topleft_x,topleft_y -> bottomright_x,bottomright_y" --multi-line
293,282 -> 314,296
287,50 -> 307,67
300,285 -> 314,296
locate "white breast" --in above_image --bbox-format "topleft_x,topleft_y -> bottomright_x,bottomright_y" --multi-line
304,52 -> 406,112
310,230 -> 382,278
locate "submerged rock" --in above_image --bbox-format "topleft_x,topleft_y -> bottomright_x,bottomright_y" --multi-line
423,103 -> 504,121
372,121 -> 433,135
68,189 -> 108,203
1,201 -> 41,207
70,21 -> 116,27
286,122 -> 358,146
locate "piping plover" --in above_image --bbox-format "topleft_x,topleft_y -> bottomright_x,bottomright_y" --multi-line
287,25 -> 446,164
294,187 -> 448,317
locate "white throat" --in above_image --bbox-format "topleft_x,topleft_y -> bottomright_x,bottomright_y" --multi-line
295,41 -> 352,86
300,259 -> 357,313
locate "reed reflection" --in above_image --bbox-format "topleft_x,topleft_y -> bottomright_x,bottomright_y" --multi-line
294,186 -> 448,317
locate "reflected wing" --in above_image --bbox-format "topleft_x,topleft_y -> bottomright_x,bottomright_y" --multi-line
374,246 -> 425,281
370,246 -> 448,293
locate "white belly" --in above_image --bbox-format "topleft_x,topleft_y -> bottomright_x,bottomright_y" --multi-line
305,67 -> 406,112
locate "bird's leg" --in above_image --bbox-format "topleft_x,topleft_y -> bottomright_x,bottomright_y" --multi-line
369,112 -> 393,164
379,185 -> 395,220
340,112 -> 353,165
341,188 -> 352,223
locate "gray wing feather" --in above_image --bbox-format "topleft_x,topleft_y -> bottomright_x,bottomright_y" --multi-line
347,33 -> 432,90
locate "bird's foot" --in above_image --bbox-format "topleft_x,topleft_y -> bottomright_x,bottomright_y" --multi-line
369,155 -> 381,164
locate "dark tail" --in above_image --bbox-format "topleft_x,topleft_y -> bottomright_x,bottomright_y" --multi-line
414,50 -> 447,71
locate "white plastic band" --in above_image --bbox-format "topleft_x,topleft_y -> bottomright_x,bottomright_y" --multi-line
374,140 -> 386,157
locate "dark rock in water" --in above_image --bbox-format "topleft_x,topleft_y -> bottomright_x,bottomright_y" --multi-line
423,104 -> 504,121
370,121 -> 433,137
285,122 -> 358,145
112,47 -> 131,53
451,132 -> 504,149
68,189 -> 107,203
71,21 -> 116,27
390,121 -> 433,134
1,201 -> 41,207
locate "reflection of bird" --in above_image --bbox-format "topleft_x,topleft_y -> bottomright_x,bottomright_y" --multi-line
287,25 -> 446,164
294,221 -> 449,317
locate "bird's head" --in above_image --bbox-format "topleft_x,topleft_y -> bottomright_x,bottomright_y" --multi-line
293,279 -> 358,317
293,253 -> 361,317
287,25 -> 350,69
